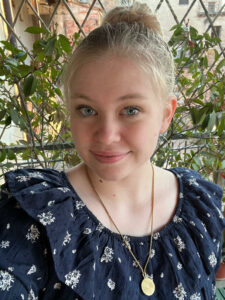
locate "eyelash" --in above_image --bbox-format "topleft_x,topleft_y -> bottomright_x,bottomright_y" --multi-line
76,105 -> 141,117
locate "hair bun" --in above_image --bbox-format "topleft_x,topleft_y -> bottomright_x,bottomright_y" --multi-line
102,3 -> 163,37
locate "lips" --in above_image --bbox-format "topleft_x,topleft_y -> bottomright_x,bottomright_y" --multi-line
90,151 -> 129,163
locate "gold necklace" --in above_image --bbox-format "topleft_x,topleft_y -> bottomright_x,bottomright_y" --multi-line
85,164 -> 155,296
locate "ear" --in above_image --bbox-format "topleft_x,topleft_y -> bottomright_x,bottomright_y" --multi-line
160,96 -> 177,133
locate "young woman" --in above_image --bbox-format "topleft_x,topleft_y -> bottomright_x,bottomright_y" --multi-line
0,3 -> 224,299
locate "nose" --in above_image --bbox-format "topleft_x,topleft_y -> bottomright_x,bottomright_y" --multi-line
94,116 -> 121,145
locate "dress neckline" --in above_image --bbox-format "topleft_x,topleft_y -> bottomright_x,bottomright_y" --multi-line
61,167 -> 184,243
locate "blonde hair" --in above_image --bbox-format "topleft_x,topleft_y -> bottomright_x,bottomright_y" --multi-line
64,3 -> 175,104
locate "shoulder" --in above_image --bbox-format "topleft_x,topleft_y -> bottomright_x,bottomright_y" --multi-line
0,170 -> 51,297
4,168 -> 63,193
170,167 -> 223,204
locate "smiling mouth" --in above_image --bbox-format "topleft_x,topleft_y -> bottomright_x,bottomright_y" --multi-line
91,151 -> 130,164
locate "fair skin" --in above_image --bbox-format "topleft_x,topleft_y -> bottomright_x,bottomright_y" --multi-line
66,55 -> 178,236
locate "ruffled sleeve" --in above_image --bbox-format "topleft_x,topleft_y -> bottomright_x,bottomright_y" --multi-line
1,168 -> 96,300
158,167 -> 225,299
0,176 -> 49,299
173,167 -> 224,275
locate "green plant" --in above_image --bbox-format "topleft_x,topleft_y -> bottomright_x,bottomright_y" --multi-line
0,24 -> 224,191
153,24 -> 225,188
0,27 -> 82,174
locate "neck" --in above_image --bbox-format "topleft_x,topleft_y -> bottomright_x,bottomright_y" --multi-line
84,161 -> 153,207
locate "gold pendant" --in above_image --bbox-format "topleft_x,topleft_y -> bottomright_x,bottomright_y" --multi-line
141,277 -> 155,296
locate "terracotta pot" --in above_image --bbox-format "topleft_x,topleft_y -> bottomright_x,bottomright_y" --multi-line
216,262 -> 225,280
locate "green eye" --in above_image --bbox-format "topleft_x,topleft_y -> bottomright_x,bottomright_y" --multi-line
123,106 -> 140,116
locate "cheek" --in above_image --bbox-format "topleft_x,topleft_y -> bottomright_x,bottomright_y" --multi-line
127,121 -> 159,143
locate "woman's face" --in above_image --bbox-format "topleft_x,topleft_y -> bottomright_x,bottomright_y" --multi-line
69,55 -> 176,181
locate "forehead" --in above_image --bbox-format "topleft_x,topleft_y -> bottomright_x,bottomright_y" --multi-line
69,55 -> 157,100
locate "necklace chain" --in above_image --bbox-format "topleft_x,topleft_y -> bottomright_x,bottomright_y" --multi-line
85,163 -> 155,279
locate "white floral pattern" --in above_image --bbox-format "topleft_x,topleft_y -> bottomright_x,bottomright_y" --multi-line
83,228 -> 92,235
48,200 -> 55,207
65,269 -> 81,289
0,240 -> 10,248
173,215 -> 183,223
174,236 -> 186,252
107,278 -> 115,291
190,221 -> 196,226
53,283 -> 61,290
201,222 -> 207,232
26,225 -> 40,243
150,249 -> 155,258
62,231 -> 71,246
153,232 -> 160,240
27,265 -> 37,275
0,270 -> 14,291
133,260 -> 138,268
100,246 -> 114,263
217,207 -> 224,219
208,252 -> 217,267
96,223 -> 104,232
29,171 -> 44,179
190,293 -> 201,300
15,175 -> 31,182
37,211 -> 55,226
27,288 -> 38,300
173,283 -> 187,300
122,235 -> 131,249
57,187 -> 70,193
8,267 -> 14,272
188,178 -> 199,186
0,167 -> 223,299
75,200 -> 85,210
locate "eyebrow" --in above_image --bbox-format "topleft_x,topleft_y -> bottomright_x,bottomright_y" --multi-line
71,93 -> 148,101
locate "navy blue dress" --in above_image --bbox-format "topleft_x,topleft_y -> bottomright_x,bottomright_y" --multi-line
0,167 -> 224,299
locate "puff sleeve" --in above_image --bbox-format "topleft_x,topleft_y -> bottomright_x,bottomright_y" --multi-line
0,181 -> 49,299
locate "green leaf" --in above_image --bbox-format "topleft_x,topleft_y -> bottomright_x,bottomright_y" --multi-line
25,26 -> 49,34
5,115 -> 11,126
214,49 -> 220,62
203,56 -> 208,68
37,51 -> 45,62
44,37 -> 56,56
201,114 -> 210,130
0,41 -> 17,52
0,109 -> 6,121
0,150 -> 6,162
10,108 -> 20,125
17,65 -> 32,75
23,75 -> 37,97
58,34 -> 71,54
5,58 -> 18,66
21,149 -> 31,160
190,108 -> 200,124
207,111 -> 217,132
15,51 -> 27,61
216,58 -> 225,72
55,88 -> 62,97
193,99 -> 205,106
190,27 -> 198,40
7,149 -> 16,160
217,117 -> 225,136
